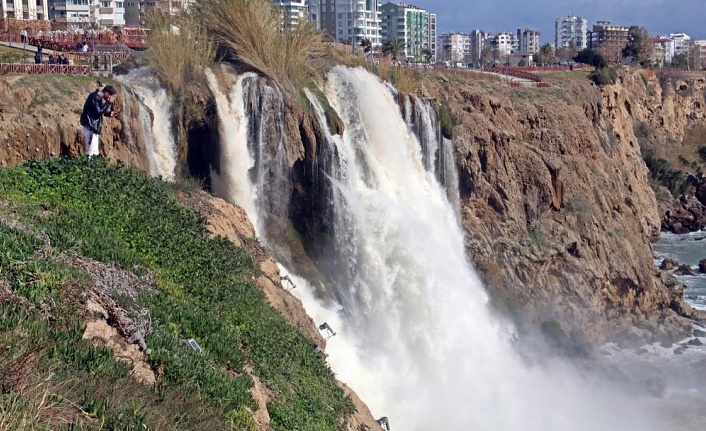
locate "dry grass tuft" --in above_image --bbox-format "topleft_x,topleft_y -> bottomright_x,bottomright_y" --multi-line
146,11 -> 216,98
197,0 -> 321,95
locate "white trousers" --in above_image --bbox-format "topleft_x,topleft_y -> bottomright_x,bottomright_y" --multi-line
82,126 -> 100,157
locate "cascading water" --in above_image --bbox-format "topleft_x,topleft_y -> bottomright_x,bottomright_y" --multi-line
206,65 -> 291,241
210,65 -> 672,430
403,95 -> 460,211
119,67 -> 177,181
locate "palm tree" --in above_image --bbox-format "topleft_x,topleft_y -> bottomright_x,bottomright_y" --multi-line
382,39 -> 405,61
421,48 -> 432,64
360,37 -> 372,56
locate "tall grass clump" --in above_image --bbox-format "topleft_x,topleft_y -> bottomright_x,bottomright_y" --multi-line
197,0 -> 321,95
146,11 -> 216,97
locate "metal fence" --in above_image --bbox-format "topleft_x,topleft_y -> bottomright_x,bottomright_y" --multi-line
0,62 -> 92,76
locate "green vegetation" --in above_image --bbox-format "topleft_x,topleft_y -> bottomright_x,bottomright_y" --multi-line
622,26 -> 653,66
0,157 -> 354,430
588,67 -> 618,86
528,226 -> 551,250
590,68 -> 613,86
438,103 -> 455,140
643,150 -> 689,196
574,48 -> 607,69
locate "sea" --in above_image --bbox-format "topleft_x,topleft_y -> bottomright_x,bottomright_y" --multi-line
654,231 -> 706,311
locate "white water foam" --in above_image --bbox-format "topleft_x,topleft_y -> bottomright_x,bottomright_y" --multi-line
205,67 -> 261,234
120,67 -> 177,181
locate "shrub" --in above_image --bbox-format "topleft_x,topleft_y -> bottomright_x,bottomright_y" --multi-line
197,0 -> 321,95
574,48 -> 607,68
589,67 -> 618,86
643,150 -> 688,195
146,11 -> 216,97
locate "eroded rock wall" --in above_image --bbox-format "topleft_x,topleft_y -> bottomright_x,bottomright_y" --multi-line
0,76 -> 149,170
422,69 -> 706,346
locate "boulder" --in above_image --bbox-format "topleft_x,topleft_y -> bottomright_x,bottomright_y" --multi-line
693,329 -> 706,338
660,258 -> 679,271
661,194 -> 706,233
699,259 -> 706,274
674,264 -> 694,276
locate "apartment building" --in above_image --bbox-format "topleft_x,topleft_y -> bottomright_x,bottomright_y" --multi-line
438,31 -> 469,63
588,21 -> 628,62
517,28 -> 540,55
123,0 -> 193,27
49,0 -> 125,27
693,39 -> 706,69
2,0 -> 49,20
469,28 -> 490,65
310,0 -> 382,47
381,2 -> 436,62
664,32 -> 692,64
273,0 -> 309,28
492,31 -> 518,57
555,14 -> 587,50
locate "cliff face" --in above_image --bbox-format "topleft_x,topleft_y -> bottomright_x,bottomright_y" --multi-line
0,75 -> 150,169
421,69 -> 706,346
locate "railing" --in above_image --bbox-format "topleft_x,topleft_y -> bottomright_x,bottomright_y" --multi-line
0,62 -> 92,76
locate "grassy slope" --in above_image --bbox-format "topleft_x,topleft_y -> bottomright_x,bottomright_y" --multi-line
0,157 -> 353,431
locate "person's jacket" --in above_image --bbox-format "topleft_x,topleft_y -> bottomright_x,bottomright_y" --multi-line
80,90 -> 112,134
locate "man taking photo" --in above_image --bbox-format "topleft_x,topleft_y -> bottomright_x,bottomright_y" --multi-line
80,85 -> 119,157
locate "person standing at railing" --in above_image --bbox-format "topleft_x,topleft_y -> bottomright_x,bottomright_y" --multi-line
20,28 -> 27,44
80,85 -> 119,157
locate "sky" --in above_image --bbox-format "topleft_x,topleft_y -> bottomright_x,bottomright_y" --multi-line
409,0 -> 706,42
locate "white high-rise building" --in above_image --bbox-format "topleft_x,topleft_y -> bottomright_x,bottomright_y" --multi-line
438,32 -> 469,63
2,0 -> 49,20
555,14 -> 588,50
273,0 -> 309,28
493,31 -> 518,56
50,0 -> 125,27
381,2 -> 436,62
664,32 -> 692,64
517,28 -> 540,55
309,0 -> 382,47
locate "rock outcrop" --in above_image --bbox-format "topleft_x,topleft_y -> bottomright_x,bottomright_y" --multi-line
0,75 -> 150,169
420,68 -> 705,346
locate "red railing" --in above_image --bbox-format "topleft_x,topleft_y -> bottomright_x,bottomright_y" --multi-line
27,32 -> 147,52
0,62 -> 92,76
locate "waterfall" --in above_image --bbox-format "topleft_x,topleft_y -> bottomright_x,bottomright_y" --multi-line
404,95 -> 460,213
206,65 -> 291,242
210,65 -> 666,431
119,67 -> 177,181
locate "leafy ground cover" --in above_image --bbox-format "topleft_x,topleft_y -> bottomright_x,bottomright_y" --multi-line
0,157 -> 353,430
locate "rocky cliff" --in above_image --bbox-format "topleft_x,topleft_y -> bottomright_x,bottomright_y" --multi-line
420,68 -> 706,346
0,75 -> 150,169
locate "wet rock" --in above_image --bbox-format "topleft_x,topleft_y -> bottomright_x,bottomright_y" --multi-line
660,258 -> 679,271
686,338 -> 703,346
693,329 -> 706,338
674,264 -> 694,276
662,194 -> 706,233
699,259 -> 706,274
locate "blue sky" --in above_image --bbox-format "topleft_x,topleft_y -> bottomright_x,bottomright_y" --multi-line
409,0 -> 706,41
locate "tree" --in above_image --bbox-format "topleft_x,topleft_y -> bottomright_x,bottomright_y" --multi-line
539,43 -> 554,65
480,46 -> 493,67
622,26 -> 653,65
421,48 -> 432,64
574,48 -> 607,69
382,39 -> 404,60
360,37 -> 372,56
